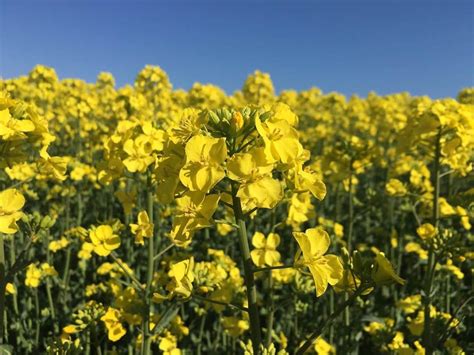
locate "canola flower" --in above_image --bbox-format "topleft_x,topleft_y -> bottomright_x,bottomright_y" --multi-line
293,228 -> 344,297
0,189 -> 25,234
0,66 -> 470,355
250,232 -> 281,267
130,210 -> 154,245
89,225 -> 121,256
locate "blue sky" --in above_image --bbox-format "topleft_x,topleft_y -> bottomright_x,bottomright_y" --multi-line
0,0 -> 473,98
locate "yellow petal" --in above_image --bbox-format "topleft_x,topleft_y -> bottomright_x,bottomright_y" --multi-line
252,232 -> 266,249
0,189 -> 25,213
266,233 -> 280,249
308,264 -> 329,297
306,228 -> 330,257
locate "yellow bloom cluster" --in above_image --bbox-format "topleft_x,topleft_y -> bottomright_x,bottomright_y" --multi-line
0,66 -> 470,355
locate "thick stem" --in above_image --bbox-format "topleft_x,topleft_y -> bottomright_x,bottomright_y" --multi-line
62,195 -> 72,294
423,129 -> 441,355
264,271 -> 274,348
344,165 -> 354,340
142,176 -> 155,355
329,290 -> 334,344
34,289 -> 40,347
231,186 -> 261,353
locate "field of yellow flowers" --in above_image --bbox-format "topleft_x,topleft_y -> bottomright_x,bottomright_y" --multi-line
0,65 -> 472,354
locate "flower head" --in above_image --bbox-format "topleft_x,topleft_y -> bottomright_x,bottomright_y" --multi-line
170,192 -> 219,247
179,135 -> 227,192
371,252 -> 405,286
89,225 -> 121,256
250,232 -> 281,267
130,210 -> 154,245
293,228 -> 343,297
0,189 -> 25,234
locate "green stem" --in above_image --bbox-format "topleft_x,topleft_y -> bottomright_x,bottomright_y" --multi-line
153,244 -> 174,262
264,271 -> 274,348
142,177 -> 155,355
194,295 -> 248,313
44,231 -> 57,333
62,195 -> 72,291
111,253 -> 144,292
445,274 -> 450,312
344,165 -> 354,341
329,290 -> 334,344
231,185 -> 261,354
423,128 -> 441,355
34,289 -> 40,347
46,279 -> 57,330
296,285 -> 368,355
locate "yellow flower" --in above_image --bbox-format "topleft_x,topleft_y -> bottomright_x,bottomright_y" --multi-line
221,316 -> 249,337
5,283 -> 16,295
25,263 -> 42,288
100,307 -> 126,342
397,294 -> 422,314
89,225 -> 121,256
0,188 -> 25,234
385,178 -> 407,197
363,321 -> 386,334
167,257 -> 194,298
159,332 -> 181,355
314,337 -> 336,355
417,223 -> 437,240
38,149 -> 68,181
217,222 -> 233,236
170,192 -> 219,247
405,242 -> 428,260
250,232 -> 281,267
78,242 -> 94,260
295,168 -> 327,200
0,107 -> 35,140
170,108 -> 206,144
438,259 -> 464,280
122,136 -> 155,173
439,197 -> 456,216
371,252 -> 405,286
130,210 -> 154,245
293,228 -> 343,297
271,102 -> 298,126
49,237 -> 70,252
255,115 -> 301,164
334,223 -> 344,238
154,150 -> 184,204
179,134 -> 227,192
41,262 -> 58,277
407,309 -> 432,336
227,148 -> 283,212
287,192 -> 315,228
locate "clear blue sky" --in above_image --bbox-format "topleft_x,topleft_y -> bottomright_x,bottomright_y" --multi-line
1,0 -> 473,98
